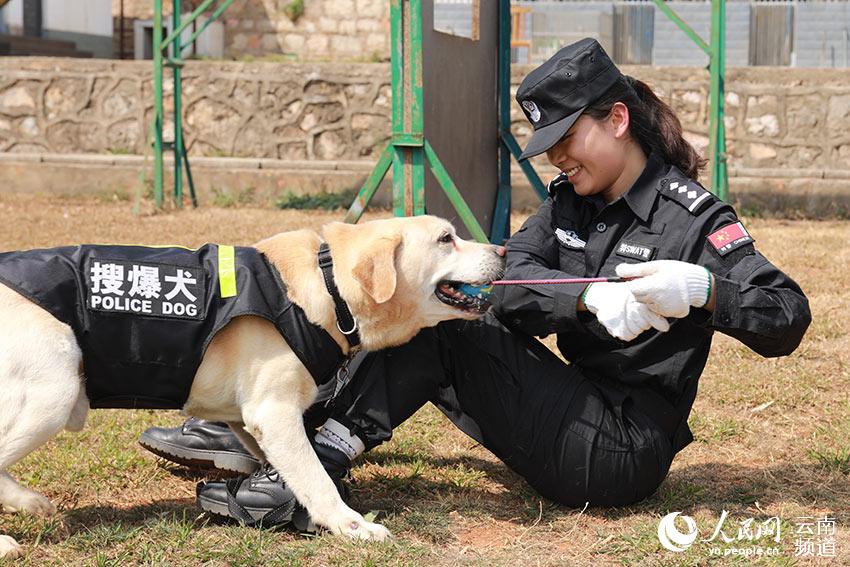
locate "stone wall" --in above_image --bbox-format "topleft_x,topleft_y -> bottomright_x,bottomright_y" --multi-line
2,58 -> 847,170
0,58 -> 392,161
1,57 -> 848,214
114,0 -> 391,61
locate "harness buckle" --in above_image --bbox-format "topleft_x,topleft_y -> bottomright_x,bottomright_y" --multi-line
336,317 -> 358,336
325,355 -> 354,407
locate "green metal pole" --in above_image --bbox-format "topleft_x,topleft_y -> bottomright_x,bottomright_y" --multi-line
652,0 -> 727,201
153,0 -> 164,208
409,0 -> 425,216
710,0 -> 728,201
172,0 -> 184,208
708,0 -> 727,201
389,0 -> 405,217
491,0 -> 512,244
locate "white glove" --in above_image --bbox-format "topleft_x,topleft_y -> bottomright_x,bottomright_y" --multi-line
583,282 -> 670,341
616,260 -> 712,319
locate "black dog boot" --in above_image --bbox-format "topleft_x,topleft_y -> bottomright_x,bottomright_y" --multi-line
139,417 -> 261,474
195,442 -> 351,531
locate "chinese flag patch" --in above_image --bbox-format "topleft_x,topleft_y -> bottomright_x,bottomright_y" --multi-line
707,221 -> 753,256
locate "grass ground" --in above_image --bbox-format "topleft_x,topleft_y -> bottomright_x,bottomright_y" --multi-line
0,194 -> 847,566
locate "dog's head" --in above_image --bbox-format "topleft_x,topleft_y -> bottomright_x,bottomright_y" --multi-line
323,215 -> 505,349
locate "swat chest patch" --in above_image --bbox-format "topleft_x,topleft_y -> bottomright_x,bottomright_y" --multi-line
85,258 -> 205,320
707,221 -> 754,256
615,241 -> 655,261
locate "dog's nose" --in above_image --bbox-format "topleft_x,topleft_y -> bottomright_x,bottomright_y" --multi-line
494,245 -> 506,257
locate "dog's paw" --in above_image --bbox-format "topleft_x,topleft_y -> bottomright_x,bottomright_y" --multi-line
328,510 -> 392,541
0,535 -> 23,559
4,492 -> 56,517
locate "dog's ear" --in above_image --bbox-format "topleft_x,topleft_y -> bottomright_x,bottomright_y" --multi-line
352,234 -> 400,304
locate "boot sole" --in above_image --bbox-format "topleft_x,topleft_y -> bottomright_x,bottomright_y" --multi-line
139,433 -> 260,475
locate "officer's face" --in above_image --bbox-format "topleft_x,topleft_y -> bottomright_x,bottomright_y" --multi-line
545,107 -> 632,202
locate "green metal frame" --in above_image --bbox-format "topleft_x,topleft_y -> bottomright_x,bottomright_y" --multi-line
345,0 -> 546,244
152,0 -> 232,208
652,0 -> 728,201
345,0 -> 485,242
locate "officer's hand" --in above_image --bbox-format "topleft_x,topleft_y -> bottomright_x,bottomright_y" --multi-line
583,282 -> 670,341
616,260 -> 712,319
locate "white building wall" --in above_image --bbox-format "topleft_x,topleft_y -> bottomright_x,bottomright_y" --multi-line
795,2 -> 850,68
1,0 -> 24,32
43,0 -> 112,36
2,0 -> 112,35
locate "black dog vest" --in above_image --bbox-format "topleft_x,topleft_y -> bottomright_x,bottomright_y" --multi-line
0,244 -> 344,409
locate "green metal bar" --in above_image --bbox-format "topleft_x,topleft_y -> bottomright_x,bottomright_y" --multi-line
425,141 -> 488,243
391,134 -> 423,147
389,0 -> 405,217
161,0 -> 216,50
153,0 -> 164,208
503,132 -> 548,201
412,147 -> 426,215
173,0 -> 183,207
409,0 -> 425,215
392,147 -> 407,217
182,143 -> 198,207
409,0 -> 424,144
491,0 -> 513,244
650,0 -> 710,55
390,0 -> 403,139
709,0 -> 728,201
344,142 -> 393,223
652,0 -> 727,201
710,0 -> 729,201
182,0 -> 232,51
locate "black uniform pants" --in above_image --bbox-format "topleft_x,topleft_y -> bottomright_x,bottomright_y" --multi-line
330,312 -> 676,508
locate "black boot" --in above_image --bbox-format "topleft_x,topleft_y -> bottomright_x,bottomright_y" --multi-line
139,417 -> 261,474
195,442 -> 351,531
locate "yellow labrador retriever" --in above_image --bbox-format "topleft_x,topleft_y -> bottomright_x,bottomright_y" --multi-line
0,215 -> 505,558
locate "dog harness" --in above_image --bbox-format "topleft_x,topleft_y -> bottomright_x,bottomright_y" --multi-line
0,244 -> 344,409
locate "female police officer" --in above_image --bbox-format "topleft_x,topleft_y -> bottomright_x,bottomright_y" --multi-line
161,38 -> 811,522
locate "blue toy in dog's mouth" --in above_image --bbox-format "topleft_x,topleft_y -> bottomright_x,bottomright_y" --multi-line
456,283 -> 494,299
435,281 -> 495,313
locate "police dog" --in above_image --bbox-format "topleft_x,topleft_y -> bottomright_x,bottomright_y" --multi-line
0,215 -> 505,558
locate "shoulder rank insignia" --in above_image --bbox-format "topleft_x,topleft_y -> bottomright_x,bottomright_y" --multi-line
659,179 -> 714,215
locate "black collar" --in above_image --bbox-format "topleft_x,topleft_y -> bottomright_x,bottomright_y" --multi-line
622,152 -> 665,223
317,243 -> 361,350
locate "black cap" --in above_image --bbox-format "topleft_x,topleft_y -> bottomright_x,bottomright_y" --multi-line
516,38 -> 622,160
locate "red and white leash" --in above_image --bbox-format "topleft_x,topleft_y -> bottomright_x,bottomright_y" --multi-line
491,276 -> 637,286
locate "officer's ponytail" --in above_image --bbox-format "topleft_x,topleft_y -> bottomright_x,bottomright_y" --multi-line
584,76 -> 707,181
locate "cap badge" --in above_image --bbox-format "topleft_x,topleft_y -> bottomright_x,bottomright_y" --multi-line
522,100 -> 541,123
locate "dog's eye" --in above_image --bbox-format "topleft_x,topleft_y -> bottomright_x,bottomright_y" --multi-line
438,232 -> 454,244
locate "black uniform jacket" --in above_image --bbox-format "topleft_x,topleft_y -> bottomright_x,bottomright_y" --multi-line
0,244 -> 344,409
494,153 -> 811,454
